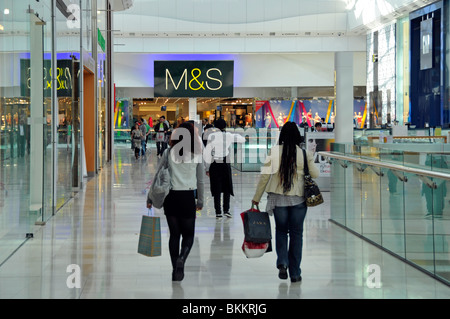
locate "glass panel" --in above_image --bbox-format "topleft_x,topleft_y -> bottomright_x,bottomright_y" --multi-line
55,1 -> 80,206
429,154 -> 450,282
330,157 -> 346,225
433,178 -> 450,283
0,0 -> 50,261
380,149 -> 406,257
361,151 -> 382,245
346,160 -> 362,234
41,0 -> 53,221
404,172 -> 435,275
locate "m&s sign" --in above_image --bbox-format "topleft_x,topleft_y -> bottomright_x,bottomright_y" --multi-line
154,60 -> 233,97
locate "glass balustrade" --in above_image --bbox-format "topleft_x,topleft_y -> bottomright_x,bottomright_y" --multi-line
327,143 -> 450,285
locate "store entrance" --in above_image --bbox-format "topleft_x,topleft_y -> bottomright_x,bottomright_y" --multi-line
129,97 -> 254,129
83,68 -> 95,176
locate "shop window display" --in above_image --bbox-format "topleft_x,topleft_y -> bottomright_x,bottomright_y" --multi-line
255,99 -> 366,130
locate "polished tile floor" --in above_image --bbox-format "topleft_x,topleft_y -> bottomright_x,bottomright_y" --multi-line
0,144 -> 449,299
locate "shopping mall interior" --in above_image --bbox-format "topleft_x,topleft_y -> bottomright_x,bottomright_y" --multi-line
0,0 -> 450,302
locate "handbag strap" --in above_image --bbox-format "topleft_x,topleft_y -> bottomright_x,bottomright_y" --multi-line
302,148 -> 310,177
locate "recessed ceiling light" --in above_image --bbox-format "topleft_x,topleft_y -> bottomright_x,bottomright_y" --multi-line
4,8 -> 10,15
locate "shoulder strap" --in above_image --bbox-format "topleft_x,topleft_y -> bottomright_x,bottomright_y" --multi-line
302,148 -> 310,176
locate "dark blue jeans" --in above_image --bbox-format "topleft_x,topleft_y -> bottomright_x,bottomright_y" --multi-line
273,202 -> 307,279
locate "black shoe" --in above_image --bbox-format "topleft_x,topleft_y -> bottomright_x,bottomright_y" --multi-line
224,212 -> 232,218
173,256 -> 185,281
278,266 -> 288,280
291,276 -> 302,283
216,213 -> 223,219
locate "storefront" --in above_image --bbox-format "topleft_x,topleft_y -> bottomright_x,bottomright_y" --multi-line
113,53 -> 367,142
0,0 -> 114,263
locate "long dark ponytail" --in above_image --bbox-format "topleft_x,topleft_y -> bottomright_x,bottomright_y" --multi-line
278,121 -> 303,193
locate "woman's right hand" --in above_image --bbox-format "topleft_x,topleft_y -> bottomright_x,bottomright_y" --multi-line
251,200 -> 259,206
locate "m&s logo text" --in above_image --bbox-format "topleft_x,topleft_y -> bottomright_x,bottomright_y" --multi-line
154,60 -> 234,98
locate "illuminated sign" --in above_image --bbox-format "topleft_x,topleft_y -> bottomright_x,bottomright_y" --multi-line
20,59 -> 75,97
154,60 -> 233,97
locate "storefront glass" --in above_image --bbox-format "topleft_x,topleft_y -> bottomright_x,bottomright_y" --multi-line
0,0 -> 54,262
55,2 -> 81,210
0,0 -> 98,264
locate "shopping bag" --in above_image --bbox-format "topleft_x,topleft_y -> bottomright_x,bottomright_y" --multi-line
240,206 -> 272,258
242,207 -> 272,243
242,241 -> 269,258
137,209 -> 161,257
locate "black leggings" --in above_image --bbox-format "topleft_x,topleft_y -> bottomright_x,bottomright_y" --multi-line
166,216 -> 196,269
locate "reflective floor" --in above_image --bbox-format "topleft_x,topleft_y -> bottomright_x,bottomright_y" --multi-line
0,144 -> 449,299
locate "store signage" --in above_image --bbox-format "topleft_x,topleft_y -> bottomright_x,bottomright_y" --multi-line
420,18 -> 433,70
20,59 -> 74,97
154,60 -> 234,97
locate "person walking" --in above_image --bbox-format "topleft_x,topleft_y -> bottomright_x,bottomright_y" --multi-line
155,116 -> 169,157
147,121 -> 205,282
131,122 -> 143,159
204,118 -> 245,218
251,121 -> 319,282
138,118 -> 148,156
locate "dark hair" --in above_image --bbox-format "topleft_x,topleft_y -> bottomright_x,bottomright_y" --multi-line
169,121 -> 201,157
214,118 -> 227,130
278,122 -> 303,193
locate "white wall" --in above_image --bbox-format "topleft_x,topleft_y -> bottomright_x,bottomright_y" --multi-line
113,52 -> 367,91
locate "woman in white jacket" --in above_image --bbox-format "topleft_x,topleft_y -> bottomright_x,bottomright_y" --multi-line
148,121 -> 205,281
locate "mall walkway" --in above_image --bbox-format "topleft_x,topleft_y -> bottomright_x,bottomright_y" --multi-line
0,143 -> 449,299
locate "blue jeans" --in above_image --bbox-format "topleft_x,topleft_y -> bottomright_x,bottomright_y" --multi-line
273,202 -> 307,279
140,139 -> 146,156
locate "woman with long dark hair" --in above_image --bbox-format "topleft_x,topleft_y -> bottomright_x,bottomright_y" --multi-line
147,121 -> 205,281
252,121 -> 319,282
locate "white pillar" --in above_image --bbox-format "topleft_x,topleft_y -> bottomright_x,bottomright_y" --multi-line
189,98 -> 198,122
334,52 -> 354,144
29,13 -> 44,213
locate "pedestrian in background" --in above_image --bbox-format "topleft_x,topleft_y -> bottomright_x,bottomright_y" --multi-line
204,118 -> 245,218
131,122 -> 143,159
155,116 -> 169,157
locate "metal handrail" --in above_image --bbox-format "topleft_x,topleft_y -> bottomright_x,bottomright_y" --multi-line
319,151 -> 450,181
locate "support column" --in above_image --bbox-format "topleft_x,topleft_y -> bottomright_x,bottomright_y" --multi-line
29,13 -> 44,214
189,98 -> 198,122
334,52 -> 354,144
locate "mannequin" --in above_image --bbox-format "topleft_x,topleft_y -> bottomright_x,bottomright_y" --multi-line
357,112 -> 362,128
265,112 -> 272,128
314,112 -> 321,124
277,112 -> 284,127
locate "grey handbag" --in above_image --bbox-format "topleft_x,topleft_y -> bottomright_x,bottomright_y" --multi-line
147,149 -> 170,209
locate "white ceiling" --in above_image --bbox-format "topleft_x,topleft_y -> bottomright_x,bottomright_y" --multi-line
117,0 -> 350,24
113,0 -> 438,39
113,0 -> 353,38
